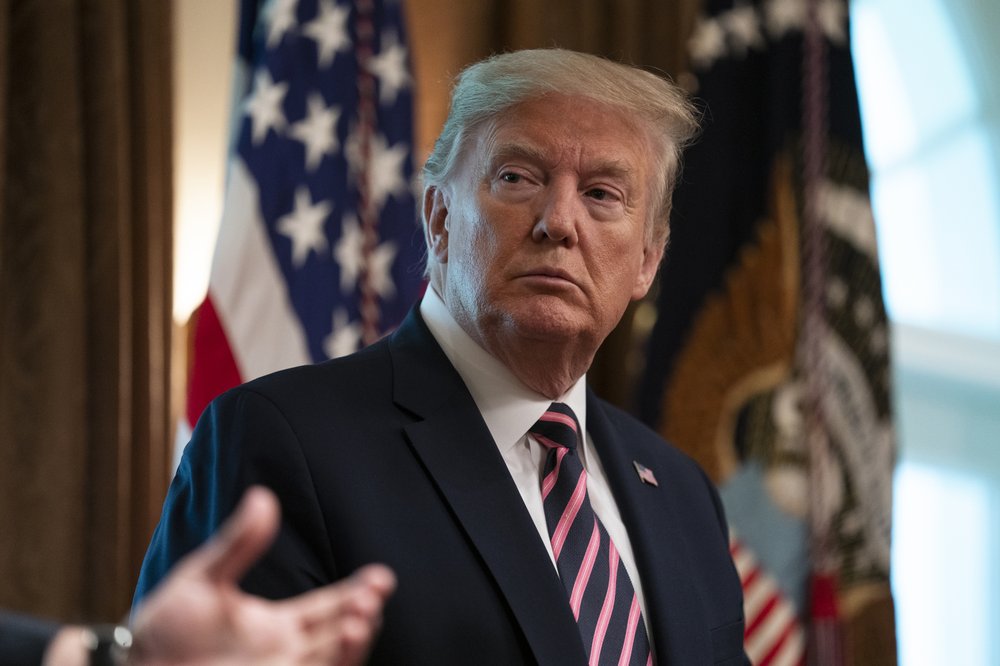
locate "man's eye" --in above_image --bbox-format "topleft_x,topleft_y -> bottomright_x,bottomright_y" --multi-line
500,172 -> 522,184
586,188 -> 610,201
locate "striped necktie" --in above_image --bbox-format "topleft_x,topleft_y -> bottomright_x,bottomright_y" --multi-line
531,403 -> 653,666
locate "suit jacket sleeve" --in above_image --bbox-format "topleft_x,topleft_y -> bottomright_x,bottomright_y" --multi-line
0,610 -> 60,664
133,385 -> 338,605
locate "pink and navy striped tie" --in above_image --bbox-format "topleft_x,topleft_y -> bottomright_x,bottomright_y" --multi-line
531,403 -> 653,666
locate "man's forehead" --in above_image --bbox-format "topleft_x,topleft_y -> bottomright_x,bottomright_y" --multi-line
474,98 -> 648,172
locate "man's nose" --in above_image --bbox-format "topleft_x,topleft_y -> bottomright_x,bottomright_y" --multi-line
531,181 -> 580,246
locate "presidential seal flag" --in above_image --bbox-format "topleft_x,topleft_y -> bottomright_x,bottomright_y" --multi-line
183,0 -> 424,444
638,0 -> 896,663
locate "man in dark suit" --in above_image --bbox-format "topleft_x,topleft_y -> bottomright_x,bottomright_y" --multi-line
135,48 -> 748,665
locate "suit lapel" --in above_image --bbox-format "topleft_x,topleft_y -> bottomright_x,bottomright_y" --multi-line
388,310 -> 587,666
587,391 -> 713,664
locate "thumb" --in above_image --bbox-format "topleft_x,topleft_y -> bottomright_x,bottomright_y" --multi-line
181,485 -> 281,585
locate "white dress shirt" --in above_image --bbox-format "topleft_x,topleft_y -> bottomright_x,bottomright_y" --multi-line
419,288 -> 651,629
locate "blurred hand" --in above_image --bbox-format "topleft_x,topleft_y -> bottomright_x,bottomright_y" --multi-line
126,486 -> 395,666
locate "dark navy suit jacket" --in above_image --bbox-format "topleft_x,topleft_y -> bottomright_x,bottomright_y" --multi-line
0,611 -> 59,664
134,309 -> 748,665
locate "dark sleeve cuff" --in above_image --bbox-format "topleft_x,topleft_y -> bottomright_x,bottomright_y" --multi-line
0,609 -> 61,664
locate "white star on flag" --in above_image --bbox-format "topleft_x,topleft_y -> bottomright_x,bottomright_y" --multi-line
333,213 -> 397,297
344,129 -> 410,212
277,187 -> 331,267
368,31 -> 412,104
688,17 -> 728,69
333,213 -> 363,292
368,240 -> 398,299
368,133 -> 409,211
324,308 -> 362,358
290,92 -> 341,171
303,0 -> 351,69
266,0 -> 299,48
245,69 -> 289,144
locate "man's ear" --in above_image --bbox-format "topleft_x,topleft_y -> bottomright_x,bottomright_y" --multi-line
631,241 -> 665,300
423,186 -> 449,264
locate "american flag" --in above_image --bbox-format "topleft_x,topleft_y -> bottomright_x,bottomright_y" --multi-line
731,535 -> 806,665
184,0 -> 424,437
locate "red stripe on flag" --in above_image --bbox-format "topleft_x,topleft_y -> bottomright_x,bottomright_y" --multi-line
740,563 -> 762,590
186,295 -> 243,427
758,614 -> 803,666
745,591 -> 780,637
730,534 -> 806,665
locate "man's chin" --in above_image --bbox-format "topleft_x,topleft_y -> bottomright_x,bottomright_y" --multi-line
501,304 -> 590,343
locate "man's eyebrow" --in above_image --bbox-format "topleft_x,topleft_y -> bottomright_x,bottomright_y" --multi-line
488,143 -> 637,183
488,142 -> 550,167
588,160 -> 636,183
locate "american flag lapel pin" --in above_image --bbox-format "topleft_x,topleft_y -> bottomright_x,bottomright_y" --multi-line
632,461 -> 658,487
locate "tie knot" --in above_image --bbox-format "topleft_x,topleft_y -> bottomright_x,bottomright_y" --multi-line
530,402 -> 581,451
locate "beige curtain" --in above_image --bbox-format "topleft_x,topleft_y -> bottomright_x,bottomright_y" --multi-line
0,0 -> 172,622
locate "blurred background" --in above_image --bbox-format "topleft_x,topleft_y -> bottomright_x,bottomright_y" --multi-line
2,0 -> 998,664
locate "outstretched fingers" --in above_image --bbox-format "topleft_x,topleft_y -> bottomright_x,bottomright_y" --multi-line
284,564 -> 397,666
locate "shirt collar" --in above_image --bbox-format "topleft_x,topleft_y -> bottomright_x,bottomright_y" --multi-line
420,287 -> 588,451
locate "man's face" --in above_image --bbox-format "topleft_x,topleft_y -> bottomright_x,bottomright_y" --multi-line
425,94 -> 664,359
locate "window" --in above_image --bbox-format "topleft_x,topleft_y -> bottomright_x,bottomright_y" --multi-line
852,1 -> 1000,663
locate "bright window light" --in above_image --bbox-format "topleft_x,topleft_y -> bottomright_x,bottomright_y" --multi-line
852,1 -> 1000,664
891,462 -> 992,666
852,0 -> 1000,340
852,0 -> 977,170
850,2 -> 919,169
870,128 -> 1000,336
